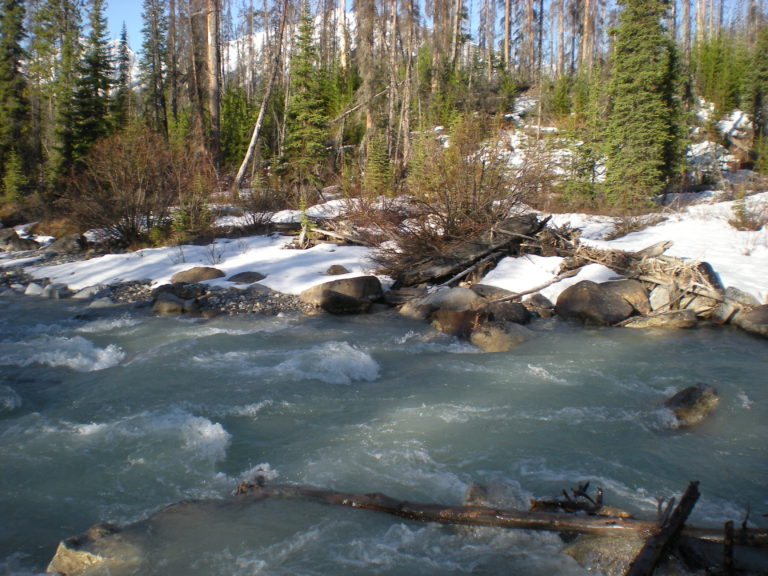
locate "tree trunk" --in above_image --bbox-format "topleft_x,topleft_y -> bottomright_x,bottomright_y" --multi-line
206,0 -> 221,169
338,0 -> 348,70
504,0 -> 511,70
231,0 -> 289,195
234,481 -> 768,547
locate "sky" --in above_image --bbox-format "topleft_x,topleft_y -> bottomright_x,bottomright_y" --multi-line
105,2 -> 143,44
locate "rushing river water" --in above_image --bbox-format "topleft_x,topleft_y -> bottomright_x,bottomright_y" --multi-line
0,294 -> 766,575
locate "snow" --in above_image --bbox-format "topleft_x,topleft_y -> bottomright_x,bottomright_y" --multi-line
3,188 -> 764,306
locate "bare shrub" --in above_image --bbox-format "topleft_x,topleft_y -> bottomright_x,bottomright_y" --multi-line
63,127 -> 216,246
729,187 -> 768,232
367,115 -> 553,280
63,128 -> 177,245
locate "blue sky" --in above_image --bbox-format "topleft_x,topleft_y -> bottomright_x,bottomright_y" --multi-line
105,2 -> 143,44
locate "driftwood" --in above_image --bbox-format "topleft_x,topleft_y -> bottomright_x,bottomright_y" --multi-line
624,481 -> 700,576
397,214 -> 544,287
234,481 -> 768,548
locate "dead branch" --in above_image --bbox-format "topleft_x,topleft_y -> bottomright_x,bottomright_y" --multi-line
624,481 -> 700,576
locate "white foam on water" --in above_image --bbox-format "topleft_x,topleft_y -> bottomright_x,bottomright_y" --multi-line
0,385 -> 22,413
273,341 -> 380,385
74,313 -> 142,334
527,364 -> 570,385
0,335 -> 125,372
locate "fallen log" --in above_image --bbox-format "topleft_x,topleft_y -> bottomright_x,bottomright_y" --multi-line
624,480 -> 700,576
234,481 -> 768,547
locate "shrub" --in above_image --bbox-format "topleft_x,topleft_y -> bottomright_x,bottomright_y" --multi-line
63,126 -> 215,245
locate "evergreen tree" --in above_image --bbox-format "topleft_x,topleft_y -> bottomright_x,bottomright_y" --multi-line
51,0 -> 83,181
111,23 -> 132,130
71,0 -> 113,163
0,0 -> 29,190
603,0 -> 684,208
282,3 -> 329,199
140,0 -> 169,136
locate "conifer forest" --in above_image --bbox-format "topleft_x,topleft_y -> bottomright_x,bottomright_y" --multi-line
1,0 -> 767,245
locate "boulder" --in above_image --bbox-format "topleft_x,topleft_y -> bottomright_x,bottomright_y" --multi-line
555,280 -> 637,326
664,383 -> 719,427
42,283 -> 73,299
712,287 -> 762,325
649,283 -> 678,312
152,282 -> 207,301
47,522 -> 143,576
170,266 -> 225,283
731,304 -> 768,338
523,293 -> 555,318
43,234 -> 87,254
227,271 -> 267,284
622,309 -> 698,329
300,275 -> 382,305
469,322 -> 530,353
24,282 -> 45,296
4,234 -> 39,251
601,279 -> 650,315
317,290 -> 372,314
325,264 -> 351,275
431,309 -> 484,337
482,301 -> 532,325
0,228 -> 18,247
152,292 -> 200,316
469,284 -> 516,300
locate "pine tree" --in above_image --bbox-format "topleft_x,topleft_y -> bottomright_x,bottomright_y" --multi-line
603,0 -> 684,208
0,0 -> 29,188
111,23 -> 132,130
140,0 -> 169,136
283,3 -> 329,199
71,0 -> 113,163
51,0 -> 83,180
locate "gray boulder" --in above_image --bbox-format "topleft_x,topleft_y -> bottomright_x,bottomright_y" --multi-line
47,522 -> 143,576
43,234 -> 87,254
555,280 -> 644,326
664,383 -> 719,427
43,283 -> 73,299
152,292 -> 200,315
399,287 -> 484,320
482,300 -> 532,325
316,290 -> 372,314
170,266 -> 225,283
731,304 -> 768,338
431,309 -> 484,337
601,279 -> 650,315
325,264 -> 351,275
622,309 -> 698,329
523,293 -> 555,318
5,234 -> 39,251
469,322 -> 530,353
227,271 -> 267,284
300,275 -> 383,313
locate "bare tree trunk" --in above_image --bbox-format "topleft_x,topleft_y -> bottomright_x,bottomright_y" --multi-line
387,0 -> 398,156
557,0 -> 565,76
357,0 -> 376,162
339,0 -> 348,70
206,0 -> 221,169
396,0 -> 415,180
580,0 -> 593,72
504,0 -> 511,71
231,0 -> 289,195
682,0 -> 691,69
169,0 -> 179,122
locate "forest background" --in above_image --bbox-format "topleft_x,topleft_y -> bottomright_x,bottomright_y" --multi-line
0,0 -> 767,250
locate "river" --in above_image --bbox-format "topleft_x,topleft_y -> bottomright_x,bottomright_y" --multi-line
1,294 -> 766,575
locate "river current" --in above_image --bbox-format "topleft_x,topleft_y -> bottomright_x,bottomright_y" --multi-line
0,294 -> 766,575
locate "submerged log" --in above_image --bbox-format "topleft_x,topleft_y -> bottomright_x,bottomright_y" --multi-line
234,481 -> 768,548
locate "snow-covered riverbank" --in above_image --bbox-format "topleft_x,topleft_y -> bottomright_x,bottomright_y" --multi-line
3,189 -> 766,307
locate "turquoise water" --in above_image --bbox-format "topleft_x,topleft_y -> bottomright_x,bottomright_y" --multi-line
0,294 -> 766,575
